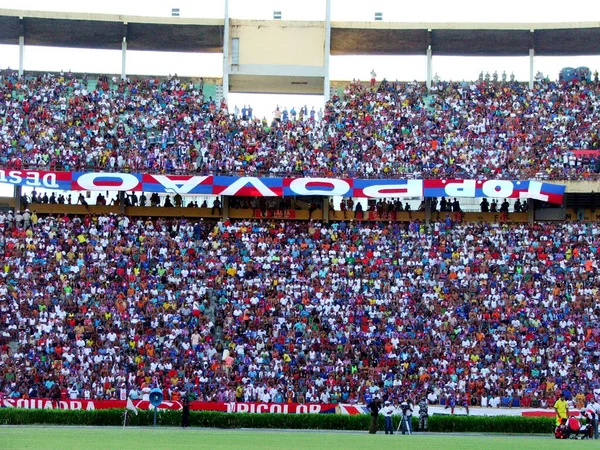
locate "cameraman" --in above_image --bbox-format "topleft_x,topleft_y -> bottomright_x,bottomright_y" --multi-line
399,398 -> 413,435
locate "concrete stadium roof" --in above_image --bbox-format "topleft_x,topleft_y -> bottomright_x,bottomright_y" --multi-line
0,9 -> 224,52
0,10 -> 598,57
330,21 -> 600,56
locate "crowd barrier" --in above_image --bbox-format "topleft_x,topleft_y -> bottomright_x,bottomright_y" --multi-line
1,399 -> 570,417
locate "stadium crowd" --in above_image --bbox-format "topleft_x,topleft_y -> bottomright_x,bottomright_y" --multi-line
0,213 -> 599,409
0,69 -> 599,179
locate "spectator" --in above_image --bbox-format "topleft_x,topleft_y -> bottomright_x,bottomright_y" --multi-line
0,213 -> 599,413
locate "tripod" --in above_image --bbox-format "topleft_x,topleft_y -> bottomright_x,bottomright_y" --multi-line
397,415 -> 412,435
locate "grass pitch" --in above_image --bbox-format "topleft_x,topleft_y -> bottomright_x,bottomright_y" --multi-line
1,427 -> 598,450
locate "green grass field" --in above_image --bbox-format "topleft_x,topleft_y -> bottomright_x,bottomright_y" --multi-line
1,427 -> 598,450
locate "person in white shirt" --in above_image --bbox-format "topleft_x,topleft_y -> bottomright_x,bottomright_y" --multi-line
68,384 -> 79,400
141,384 -> 151,401
591,398 -> 600,439
383,400 -> 395,434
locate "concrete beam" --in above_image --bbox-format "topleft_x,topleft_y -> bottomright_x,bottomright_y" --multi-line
231,64 -> 326,78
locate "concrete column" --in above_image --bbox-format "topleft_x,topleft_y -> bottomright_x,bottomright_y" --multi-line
528,199 -> 534,224
121,38 -> 127,80
222,0 -> 230,105
529,48 -> 534,90
424,197 -> 431,225
323,0 -> 332,101
426,45 -> 432,90
18,36 -> 24,77
323,197 -> 330,223
221,196 -> 229,220
14,185 -> 22,213
118,192 -> 126,215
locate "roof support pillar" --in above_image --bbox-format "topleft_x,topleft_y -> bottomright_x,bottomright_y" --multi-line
424,197 -> 431,225
426,45 -> 433,91
14,185 -> 21,214
121,37 -> 127,80
324,0 -> 332,101
529,48 -> 534,90
222,0 -> 230,106
529,29 -> 535,90
18,35 -> 24,77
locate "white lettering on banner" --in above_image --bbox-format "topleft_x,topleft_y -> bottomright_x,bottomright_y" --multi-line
270,404 -> 282,414
76,173 -> 140,191
232,403 -> 290,414
256,404 -> 269,413
219,177 -> 277,197
362,180 -> 422,198
2,399 -> 94,410
25,172 -> 40,186
481,180 -> 514,198
444,180 -> 477,197
151,175 -> 210,194
8,171 -> 22,185
0,171 -> 59,189
42,173 -> 59,189
297,404 -> 321,413
520,181 -> 549,202
296,404 -> 308,414
288,178 -> 351,196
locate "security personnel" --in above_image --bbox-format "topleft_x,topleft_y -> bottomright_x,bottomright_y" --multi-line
418,398 -> 429,431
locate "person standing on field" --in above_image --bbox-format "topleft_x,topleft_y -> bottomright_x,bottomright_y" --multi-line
554,393 -> 569,426
383,400 -> 394,434
367,397 -> 382,434
181,396 -> 190,428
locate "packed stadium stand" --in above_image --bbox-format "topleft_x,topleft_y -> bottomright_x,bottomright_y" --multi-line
0,212 -> 599,408
0,69 -> 599,180
1,66 -> 600,411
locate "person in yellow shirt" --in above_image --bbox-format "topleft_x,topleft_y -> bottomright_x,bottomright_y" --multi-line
575,392 -> 586,410
554,393 -> 569,426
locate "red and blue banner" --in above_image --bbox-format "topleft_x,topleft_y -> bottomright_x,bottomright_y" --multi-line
0,398 -> 336,414
0,169 -> 566,204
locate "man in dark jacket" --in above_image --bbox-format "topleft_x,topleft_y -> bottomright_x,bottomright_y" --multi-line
368,397 -> 382,434
181,396 -> 190,428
